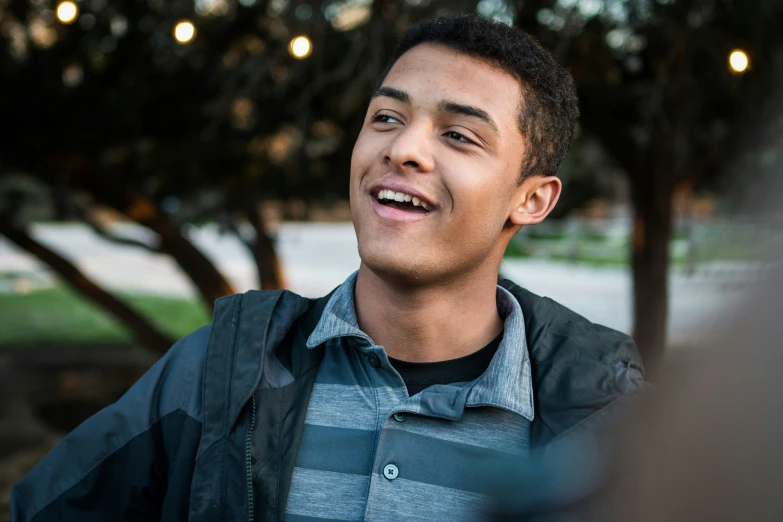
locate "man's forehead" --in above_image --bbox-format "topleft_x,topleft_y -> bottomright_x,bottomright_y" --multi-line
385,43 -> 518,85
382,44 -> 521,97
376,43 -> 522,120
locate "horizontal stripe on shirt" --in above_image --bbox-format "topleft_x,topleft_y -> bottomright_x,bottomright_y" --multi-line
284,272 -> 533,522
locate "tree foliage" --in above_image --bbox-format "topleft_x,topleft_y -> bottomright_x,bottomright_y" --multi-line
0,0 -> 483,349
514,0 -> 783,363
2,0 -> 782,362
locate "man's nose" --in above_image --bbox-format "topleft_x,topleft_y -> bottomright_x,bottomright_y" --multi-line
384,121 -> 435,173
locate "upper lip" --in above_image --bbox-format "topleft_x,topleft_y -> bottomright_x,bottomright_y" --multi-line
369,180 -> 439,209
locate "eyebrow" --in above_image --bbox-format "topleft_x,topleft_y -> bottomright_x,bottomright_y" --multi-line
437,101 -> 498,133
372,86 -> 410,104
372,86 -> 499,133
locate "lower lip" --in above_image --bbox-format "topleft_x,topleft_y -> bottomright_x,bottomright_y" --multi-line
371,197 -> 432,222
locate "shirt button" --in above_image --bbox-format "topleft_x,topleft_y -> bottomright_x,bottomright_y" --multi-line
367,354 -> 380,368
393,412 -> 406,422
383,464 -> 399,480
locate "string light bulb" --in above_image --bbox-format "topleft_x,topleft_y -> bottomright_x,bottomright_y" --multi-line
288,35 -> 312,59
56,1 -> 79,24
729,50 -> 749,73
174,20 -> 196,44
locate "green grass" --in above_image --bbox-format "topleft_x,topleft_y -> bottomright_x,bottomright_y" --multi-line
692,241 -> 770,262
504,233 -> 762,267
526,230 -> 567,241
503,238 -> 529,258
547,253 -> 629,267
0,286 -> 210,348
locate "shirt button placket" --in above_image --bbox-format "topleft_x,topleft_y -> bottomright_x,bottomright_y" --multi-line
367,353 -> 380,368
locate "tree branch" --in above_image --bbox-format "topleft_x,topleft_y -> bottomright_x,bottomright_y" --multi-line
55,186 -> 163,253
0,219 -> 174,355
82,214 -> 163,253
246,203 -> 285,290
79,180 -> 237,311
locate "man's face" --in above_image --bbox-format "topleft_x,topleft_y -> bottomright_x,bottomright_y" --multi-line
350,43 -> 527,284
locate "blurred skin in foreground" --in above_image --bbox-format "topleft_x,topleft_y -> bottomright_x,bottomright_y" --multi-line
487,261 -> 783,522
602,268 -> 783,522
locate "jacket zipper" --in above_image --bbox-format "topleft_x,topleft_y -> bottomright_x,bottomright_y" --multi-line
245,393 -> 256,522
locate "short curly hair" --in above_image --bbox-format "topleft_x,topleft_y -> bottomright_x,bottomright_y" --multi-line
376,15 -> 579,180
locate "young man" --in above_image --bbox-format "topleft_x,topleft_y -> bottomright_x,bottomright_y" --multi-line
12,15 -> 644,522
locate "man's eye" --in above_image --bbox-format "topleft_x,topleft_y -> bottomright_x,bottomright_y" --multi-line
372,113 -> 401,124
444,131 -> 474,144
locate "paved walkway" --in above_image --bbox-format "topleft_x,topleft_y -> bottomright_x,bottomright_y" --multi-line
1,222 -> 759,346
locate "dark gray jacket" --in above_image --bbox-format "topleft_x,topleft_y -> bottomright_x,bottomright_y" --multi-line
11,279 -> 644,522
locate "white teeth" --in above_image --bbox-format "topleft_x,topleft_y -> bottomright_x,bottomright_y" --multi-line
376,189 -> 431,210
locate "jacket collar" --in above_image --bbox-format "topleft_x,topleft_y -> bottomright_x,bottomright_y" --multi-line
306,271 -> 535,421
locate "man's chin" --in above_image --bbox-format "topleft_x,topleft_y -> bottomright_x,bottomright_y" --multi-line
358,246 -> 434,286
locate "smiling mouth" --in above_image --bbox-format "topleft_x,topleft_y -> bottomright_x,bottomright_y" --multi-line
375,189 -> 432,214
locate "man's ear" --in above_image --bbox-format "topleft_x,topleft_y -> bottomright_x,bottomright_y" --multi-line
508,175 -> 562,227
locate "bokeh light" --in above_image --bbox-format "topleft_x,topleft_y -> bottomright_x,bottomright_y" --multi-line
174,21 -> 196,44
288,35 -> 312,59
56,1 -> 79,24
729,50 -> 749,73
62,63 -> 84,87
30,19 -> 58,49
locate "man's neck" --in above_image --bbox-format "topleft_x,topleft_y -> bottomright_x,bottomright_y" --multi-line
353,264 -> 504,362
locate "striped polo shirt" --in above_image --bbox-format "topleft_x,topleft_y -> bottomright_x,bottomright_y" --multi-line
285,272 -> 534,522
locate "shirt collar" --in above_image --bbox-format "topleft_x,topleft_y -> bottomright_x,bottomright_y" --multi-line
306,271 -> 535,421
306,271 -> 370,348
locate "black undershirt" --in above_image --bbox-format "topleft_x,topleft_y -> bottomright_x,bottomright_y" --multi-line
387,332 -> 504,396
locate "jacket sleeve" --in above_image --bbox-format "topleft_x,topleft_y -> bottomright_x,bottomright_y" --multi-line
10,326 -> 211,522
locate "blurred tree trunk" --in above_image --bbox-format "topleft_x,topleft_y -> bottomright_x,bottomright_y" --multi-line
0,219 -> 174,355
83,184 -> 236,311
514,2 -> 700,366
576,112 -> 677,366
630,163 -> 673,368
246,203 -> 286,290
127,195 -> 236,309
